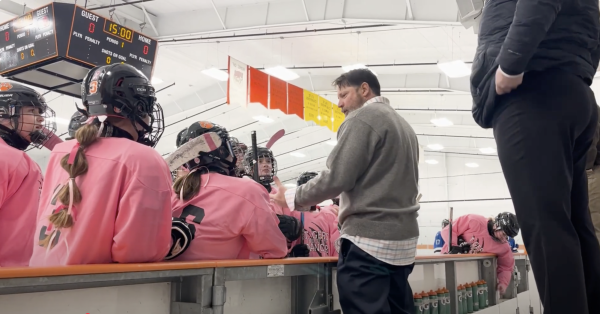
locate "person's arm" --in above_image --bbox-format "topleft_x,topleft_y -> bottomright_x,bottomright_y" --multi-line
294,118 -> 380,207
112,177 -> 173,263
496,246 -> 516,292
241,205 -> 288,259
497,0 -> 565,76
441,216 -> 475,253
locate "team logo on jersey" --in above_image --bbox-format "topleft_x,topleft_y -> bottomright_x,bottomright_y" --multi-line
0,82 -> 13,91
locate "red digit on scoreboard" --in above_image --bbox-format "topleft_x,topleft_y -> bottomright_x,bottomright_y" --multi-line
89,23 -> 95,33
4,32 -> 8,41
143,45 -> 148,55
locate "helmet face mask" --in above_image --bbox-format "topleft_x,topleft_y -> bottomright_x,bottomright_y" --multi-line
229,137 -> 248,177
243,147 -> 277,184
81,64 -> 164,148
0,83 -> 56,150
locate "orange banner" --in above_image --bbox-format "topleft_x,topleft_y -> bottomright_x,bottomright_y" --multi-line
248,67 -> 268,108
269,76 -> 287,113
288,84 -> 304,119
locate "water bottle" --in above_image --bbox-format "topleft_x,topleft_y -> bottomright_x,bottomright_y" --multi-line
457,285 -> 464,314
414,293 -> 423,314
429,290 -> 439,314
471,282 -> 479,311
437,288 -> 446,314
482,280 -> 489,308
422,291 -> 430,314
444,288 -> 451,314
465,282 -> 473,313
477,281 -> 486,309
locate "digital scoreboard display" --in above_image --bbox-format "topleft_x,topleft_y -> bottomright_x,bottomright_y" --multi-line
66,7 -> 157,80
0,4 -> 58,75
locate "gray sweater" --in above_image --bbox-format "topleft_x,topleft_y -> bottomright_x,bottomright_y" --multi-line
294,98 -> 420,241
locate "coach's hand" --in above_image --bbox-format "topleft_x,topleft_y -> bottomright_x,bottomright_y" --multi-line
270,177 -> 289,208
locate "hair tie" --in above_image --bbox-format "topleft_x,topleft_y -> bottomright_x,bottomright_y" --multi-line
67,143 -> 80,165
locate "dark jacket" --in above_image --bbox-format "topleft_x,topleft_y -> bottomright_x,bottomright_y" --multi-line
471,0 -> 600,128
586,108 -> 600,170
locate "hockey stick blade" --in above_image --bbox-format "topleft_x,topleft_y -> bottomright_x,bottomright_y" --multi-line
266,129 -> 285,149
165,132 -> 222,171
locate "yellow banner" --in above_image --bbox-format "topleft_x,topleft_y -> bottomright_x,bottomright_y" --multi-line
318,96 -> 333,131
303,90 -> 319,125
332,104 -> 345,132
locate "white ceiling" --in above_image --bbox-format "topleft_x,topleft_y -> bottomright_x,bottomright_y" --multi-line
1,0 -> 599,187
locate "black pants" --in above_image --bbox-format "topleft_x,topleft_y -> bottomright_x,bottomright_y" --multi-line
337,239 -> 414,314
493,69 -> 600,314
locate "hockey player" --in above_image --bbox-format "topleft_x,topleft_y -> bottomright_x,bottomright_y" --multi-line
171,121 -> 288,260
30,64 -> 175,266
441,212 -> 520,294
433,219 -> 450,253
283,171 -> 340,257
66,110 -> 88,141
0,82 -> 57,266
230,137 -> 248,177
242,146 -> 277,192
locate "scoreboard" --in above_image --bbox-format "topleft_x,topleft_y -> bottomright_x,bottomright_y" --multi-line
0,3 -> 159,97
66,6 -> 157,80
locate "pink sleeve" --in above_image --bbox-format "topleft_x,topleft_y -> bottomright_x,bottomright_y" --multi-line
241,205 -> 288,259
441,215 -> 471,253
496,246 -> 515,288
112,176 -> 172,263
329,219 -> 340,257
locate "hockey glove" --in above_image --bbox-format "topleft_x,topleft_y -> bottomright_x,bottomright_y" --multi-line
276,214 -> 302,242
448,236 -> 471,254
289,244 -> 310,257
166,218 -> 196,260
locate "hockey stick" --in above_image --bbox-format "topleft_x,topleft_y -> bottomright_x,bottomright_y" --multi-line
165,132 -> 222,171
251,131 -> 259,182
266,129 -> 285,149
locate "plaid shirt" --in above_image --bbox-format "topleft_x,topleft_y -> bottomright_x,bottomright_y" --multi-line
283,96 -> 418,266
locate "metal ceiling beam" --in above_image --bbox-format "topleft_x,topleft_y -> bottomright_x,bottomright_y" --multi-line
157,0 -> 462,38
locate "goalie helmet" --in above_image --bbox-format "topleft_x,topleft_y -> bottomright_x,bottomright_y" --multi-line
81,63 -> 164,148
243,146 -> 277,185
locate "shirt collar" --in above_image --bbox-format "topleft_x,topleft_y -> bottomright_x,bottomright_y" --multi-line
364,96 -> 390,107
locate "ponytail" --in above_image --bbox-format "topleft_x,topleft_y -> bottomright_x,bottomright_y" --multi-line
40,123 -> 99,248
173,170 -> 202,201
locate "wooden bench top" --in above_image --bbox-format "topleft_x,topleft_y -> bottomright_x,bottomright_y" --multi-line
0,253 -> 518,280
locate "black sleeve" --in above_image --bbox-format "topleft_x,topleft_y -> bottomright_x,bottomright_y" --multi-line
497,0 -> 564,75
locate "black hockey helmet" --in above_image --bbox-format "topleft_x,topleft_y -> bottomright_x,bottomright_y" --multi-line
175,127 -> 188,148
66,109 -> 88,140
494,212 -> 520,238
442,219 -> 450,228
297,171 -> 318,186
243,146 -> 277,185
81,63 -> 164,148
177,121 -> 236,175
0,81 -> 56,150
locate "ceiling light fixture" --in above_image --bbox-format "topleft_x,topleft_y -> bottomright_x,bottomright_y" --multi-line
201,67 -> 229,81
466,162 -> 479,168
326,140 -> 337,146
252,115 -> 274,123
437,60 -> 471,78
425,159 -> 439,165
151,77 -> 163,85
479,147 -> 497,154
431,117 -> 454,127
264,66 -> 299,81
427,144 -> 444,150
290,152 -> 306,158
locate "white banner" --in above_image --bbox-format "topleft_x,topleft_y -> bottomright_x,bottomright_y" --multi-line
227,56 -> 248,108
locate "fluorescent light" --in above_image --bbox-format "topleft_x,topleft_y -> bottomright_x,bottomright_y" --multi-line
425,159 -> 439,165
264,66 -> 299,81
326,140 -> 337,146
285,183 -> 297,188
466,162 -> 479,168
437,60 -> 471,78
479,147 -> 497,154
427,144 -> 444,150
201,67 -> 229,81
252,115 -> 274,123
151,77 -> 163,84
290,152 -> 305,158
342,64 -> 377,76
431,117 -> 453,127
47,117 -> 70,125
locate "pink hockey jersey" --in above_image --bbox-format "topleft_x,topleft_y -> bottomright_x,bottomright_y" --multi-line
0,138 -> 42,267
441,214 -> 514,289
283,205 -> 339,257
171,173 -> 288,261
29,138 -> 172,266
